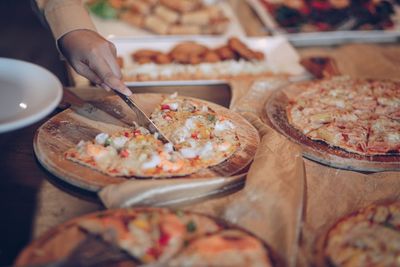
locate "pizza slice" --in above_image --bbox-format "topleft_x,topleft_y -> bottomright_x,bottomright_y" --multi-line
78,209 -> 224,264
151,94 -> 240,168
308,120 -> 369,155
324,202 -> 400,267
367,117 -> 400,155
169,230 -> 273,267
65,126 -> 199,178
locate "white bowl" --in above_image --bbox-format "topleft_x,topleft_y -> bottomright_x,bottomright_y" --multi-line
0,58 -> 62,133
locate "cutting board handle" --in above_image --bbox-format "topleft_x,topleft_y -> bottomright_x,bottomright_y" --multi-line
300,57 -> 341,79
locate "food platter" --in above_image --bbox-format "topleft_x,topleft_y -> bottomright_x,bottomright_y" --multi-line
265,83 -> 400,172
34,93 -> 260,192
89,1 -> 246,38
112,36 -> 305,85
247,0 -> 400,46
15,208 -> 281,267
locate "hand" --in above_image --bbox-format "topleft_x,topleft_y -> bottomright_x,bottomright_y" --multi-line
58,29 -> 131,96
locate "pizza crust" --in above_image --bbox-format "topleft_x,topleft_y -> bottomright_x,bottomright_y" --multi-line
323,202 -> 400,267
286,76 -> 400,156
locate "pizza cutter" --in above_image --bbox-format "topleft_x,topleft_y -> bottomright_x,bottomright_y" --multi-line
62,87 -> 173,145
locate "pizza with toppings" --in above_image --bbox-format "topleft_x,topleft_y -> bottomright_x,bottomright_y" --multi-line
77,208 -> 275,266
65,94 -> 240,177
323,202 -> 400,267
286,76 -> 400,156
151,93 -> 240,168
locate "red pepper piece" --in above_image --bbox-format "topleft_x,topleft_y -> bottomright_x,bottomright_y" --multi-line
120,149 -> 129,158
161,104 -> 170,110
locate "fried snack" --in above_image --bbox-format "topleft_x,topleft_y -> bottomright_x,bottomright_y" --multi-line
155,53 -> 172,64
160,0 -> 202,13
169,52 -> 190,64
168,25 -> 202,35
203,51 -> 220,63
215,45 -> 236,60
132,49 -> 163,64
119,11 -> 144,27
170,42 -> 208,56
126,0 -> 151,15
189,54 -> 202,65
228,37 -> 261,61
254,51 -> 265,61
181,10 -> 211,26
135,57 -> 153,64
144,15 -> 170,35
132,49 -> 161,60
204,19 -> 230,34
154,5 -> 179,24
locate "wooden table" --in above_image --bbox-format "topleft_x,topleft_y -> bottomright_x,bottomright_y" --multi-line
0,0 -> 399,265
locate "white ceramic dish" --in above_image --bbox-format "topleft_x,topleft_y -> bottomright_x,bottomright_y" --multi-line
0,58 -> 62,133
247,0 -> 400,46
110,35 -> 306,86
90,1 -> 246,38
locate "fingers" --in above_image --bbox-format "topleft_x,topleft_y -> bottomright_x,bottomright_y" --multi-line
73,62 -> 103,85
89,55 -> 132,96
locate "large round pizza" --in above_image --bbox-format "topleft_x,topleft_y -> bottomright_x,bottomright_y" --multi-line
266,76 -> 400,171
65,93 -> 240,178
322,202 -> 400,267
15,208 -> 279,267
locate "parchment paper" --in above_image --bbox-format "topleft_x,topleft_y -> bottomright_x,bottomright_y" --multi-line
298,161 -> 400,266
100,77 -> 306,267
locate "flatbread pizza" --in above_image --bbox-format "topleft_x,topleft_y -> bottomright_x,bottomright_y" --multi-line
77,208 -> 276,266
323,202 -> 400,267
16,208 -> 278,267
65,94 -> 240,178
286,76 -> 400,156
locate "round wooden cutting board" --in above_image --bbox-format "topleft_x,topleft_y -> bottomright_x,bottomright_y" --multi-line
34,93 -> 260,192
265,86 -> 400,172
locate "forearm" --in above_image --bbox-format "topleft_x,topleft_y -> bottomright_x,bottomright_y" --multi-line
34,0 -> 97,40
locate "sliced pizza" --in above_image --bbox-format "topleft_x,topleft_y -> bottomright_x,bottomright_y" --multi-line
324,202 -> 400,267
169,230 -> 273,267
286,76 -> 400,156
77,209 -> 274,266
151,94 -> 240,168
65,94 -> 240,177
65,126 -> 199,178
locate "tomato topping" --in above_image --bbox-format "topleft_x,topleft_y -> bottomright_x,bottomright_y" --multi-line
161,104 -> 170,110
120,149 -> 129,158
133,129 -> 141,136
146,247 -> 159,258
124,131 -> 130,137
159,232 -> 171,246
191,132 -> 198,139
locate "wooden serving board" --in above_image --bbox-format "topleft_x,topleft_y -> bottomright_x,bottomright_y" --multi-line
265,86 -> 400,172
15,208 -> 281,267
34,93 -> 260,192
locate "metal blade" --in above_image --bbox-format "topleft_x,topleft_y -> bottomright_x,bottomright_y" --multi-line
112,90 -> 173,144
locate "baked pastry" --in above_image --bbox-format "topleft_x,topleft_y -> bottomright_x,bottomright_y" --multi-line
88,0 -> 230,35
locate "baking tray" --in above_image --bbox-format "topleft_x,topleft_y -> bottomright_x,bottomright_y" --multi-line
111,35 -> 306,85
247,0 -> 400,46
89,1 -> 246,38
